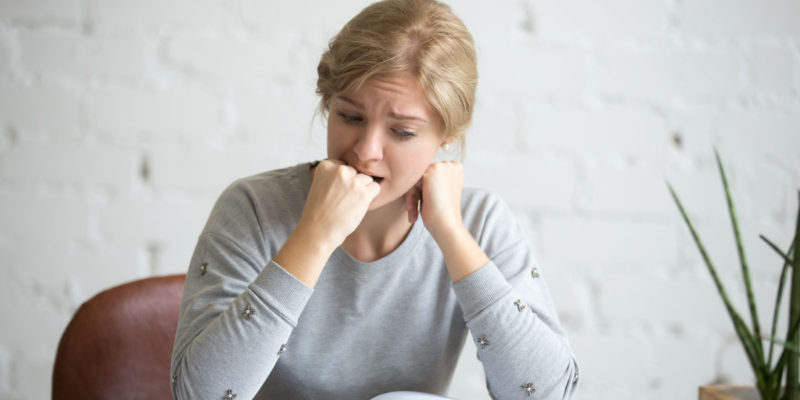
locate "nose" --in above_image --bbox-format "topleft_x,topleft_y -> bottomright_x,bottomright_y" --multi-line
353,124 -> 383,161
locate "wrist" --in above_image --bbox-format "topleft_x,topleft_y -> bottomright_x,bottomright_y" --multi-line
273,225 -> 337,288
294,219 -> 342,255
433,225 -> 490,283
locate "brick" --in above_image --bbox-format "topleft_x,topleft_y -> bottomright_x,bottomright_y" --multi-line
578,162 -> 676,216
167,34 -> 294,86
0,84 -> 79,136
647,329 -> 719,399
0,143 -> 137,188
669,107 -> 727,158
149,146 -> 298,192
596,274 -> 786,335
677,217 -> 799,311
0,273 -> 69,354
464,153 -> 577,212
0,30 -> 12,75
536,216 -> 677,270
467,96 -> 520,154
714,111 -> 800,167
87,0 -> 226,31
679,0 -> 800,39
98,197 -> 209,247
664,161 -> 731,221
531,0 -> 670,41
19,30 -> 145,81
85,86 -> 220,143
598,275 -> 741,331
240,0 -> 364,33
544,276 -> 594,331
751,43 -> 796,97
716,338 -> 757,384
479,42 -> 587,100
736,161 -> 797,224
156,243 -> 198,276
521,103 -> 670,161
9,347 -> 55,399
0,0 -> 80,22
0,190 -> 87,245
234,90 -> 322,146
0,241 -> 141,307
569,332 -> 653,397
454,1 -> 528,42
593,48 -> 742,104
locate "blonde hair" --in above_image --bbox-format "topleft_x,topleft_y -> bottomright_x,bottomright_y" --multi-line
316,0 -> 477,157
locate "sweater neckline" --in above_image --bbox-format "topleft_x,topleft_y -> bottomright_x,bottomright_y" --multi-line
298,160 -> 427,274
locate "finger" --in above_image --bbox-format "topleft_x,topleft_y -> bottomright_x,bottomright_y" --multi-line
365,180 -> 381,199
353,173 -> 375,186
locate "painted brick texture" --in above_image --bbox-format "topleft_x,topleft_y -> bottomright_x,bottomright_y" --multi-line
1,0 -> 799,399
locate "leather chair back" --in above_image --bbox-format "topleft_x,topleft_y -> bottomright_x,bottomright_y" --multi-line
52,274 -> 186,399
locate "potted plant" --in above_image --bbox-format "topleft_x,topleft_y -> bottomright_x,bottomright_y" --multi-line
667,150 -> 800,400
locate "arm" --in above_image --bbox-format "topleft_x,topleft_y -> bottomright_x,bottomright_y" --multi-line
451,240 -> 579,400
170,209 -> 315,399
171,161 -> 379,399
414,162 -> 579,399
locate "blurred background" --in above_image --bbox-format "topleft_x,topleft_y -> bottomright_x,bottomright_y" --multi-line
1,0 -> 799,399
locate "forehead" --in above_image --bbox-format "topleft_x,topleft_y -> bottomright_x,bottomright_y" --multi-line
342,73 -> 426,104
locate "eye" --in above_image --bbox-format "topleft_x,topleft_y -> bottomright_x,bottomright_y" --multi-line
337,111 -> 362,124
392,128 -> 416,140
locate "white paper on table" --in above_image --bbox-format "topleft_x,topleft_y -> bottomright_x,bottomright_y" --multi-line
370,391 -> 454,400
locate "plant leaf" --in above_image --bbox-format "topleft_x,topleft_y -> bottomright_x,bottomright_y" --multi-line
766,236 -> 797,368
761,234 -> 796,267
715,149 -> 764,359
667,181 -> 763,374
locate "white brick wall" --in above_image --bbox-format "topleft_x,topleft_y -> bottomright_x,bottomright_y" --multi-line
1,0 -> 799,399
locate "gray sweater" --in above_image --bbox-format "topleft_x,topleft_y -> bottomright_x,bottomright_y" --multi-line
170,161 -> 579,399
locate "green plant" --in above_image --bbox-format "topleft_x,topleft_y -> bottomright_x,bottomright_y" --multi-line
667,150 -> 800,400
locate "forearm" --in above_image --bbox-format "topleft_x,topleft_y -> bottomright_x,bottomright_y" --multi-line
273,223 -> 338,287
453,263 -> 579,399
172,255 -> 314,399
432,224 -> 490,283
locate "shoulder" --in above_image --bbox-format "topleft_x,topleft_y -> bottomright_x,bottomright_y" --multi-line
222,162 -> 310,201
460,187 -> 523,250
460,186 -> 513,225
203,162 -> 312,237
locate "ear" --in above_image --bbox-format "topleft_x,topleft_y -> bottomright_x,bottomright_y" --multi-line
440,136 -> 456,147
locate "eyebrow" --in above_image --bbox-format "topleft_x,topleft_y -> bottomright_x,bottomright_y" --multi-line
337,95 -> 429,123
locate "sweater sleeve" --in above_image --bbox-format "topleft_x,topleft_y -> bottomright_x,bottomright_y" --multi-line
451,191 -> 579,400
169,180 -> 314,399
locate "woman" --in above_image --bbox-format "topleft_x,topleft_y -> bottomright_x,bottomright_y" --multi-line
170,0 -> 579,399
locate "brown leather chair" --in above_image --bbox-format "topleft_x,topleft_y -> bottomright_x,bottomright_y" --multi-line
52,274 -> 186,399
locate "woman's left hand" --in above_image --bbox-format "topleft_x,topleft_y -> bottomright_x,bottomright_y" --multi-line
404,161 -> 464,241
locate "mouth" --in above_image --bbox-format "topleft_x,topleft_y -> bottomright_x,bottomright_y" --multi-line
347,162 -> 384,184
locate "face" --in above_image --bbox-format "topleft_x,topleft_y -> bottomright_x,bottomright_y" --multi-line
327,72 -> 447,211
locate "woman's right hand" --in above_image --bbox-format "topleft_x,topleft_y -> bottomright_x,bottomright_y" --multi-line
296,159 -> 381,251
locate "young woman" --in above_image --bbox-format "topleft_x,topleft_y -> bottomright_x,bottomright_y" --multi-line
170,0 -> 579,398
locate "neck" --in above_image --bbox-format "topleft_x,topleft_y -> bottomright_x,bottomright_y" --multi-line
342,198 -> 414,263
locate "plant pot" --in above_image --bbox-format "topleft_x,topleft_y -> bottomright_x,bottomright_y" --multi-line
698,385 -> 760,400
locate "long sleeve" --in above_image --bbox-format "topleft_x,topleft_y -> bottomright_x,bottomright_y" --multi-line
452,190 -> 579,399
169,169 -> 314,399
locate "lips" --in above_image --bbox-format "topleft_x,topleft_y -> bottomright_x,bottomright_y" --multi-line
350,164 -> 384,184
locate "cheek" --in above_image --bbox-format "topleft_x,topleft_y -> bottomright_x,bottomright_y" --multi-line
326,121 -> 349,157
391,145 -> 439,184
